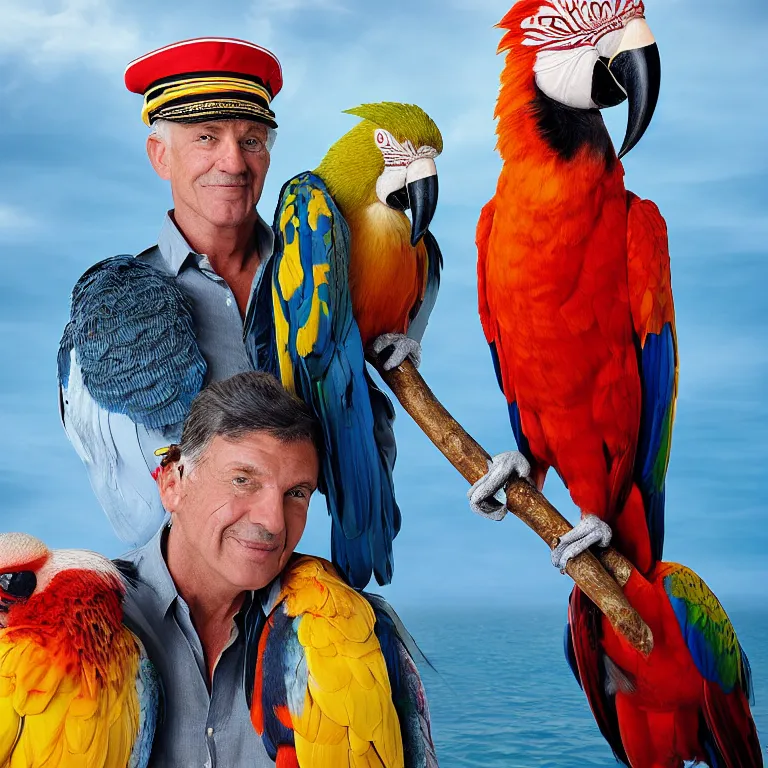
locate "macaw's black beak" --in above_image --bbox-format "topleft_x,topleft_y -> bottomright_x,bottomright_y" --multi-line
610,41 -> 661,158
407,174 -> 439,247
0,569 -> 36,626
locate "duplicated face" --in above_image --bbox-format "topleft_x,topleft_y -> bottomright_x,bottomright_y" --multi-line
160,432 -> 319,591
147,119 -> 271,230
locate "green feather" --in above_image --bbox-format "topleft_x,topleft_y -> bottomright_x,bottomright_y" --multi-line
665,565 -> 744,692
315,102 -> 442,213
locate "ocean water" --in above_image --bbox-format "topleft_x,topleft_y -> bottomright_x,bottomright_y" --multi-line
400,606 -> 768,768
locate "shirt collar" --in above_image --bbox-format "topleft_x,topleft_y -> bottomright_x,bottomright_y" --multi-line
139,523 -> 179,617
156,210 -> 276,277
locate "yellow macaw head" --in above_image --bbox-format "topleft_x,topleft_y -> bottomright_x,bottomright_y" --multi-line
0,533 -> 122,628
315,102 -> 443,246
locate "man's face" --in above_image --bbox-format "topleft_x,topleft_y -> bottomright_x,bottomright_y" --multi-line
162,432 -> 318,591
147,119 -> 271,230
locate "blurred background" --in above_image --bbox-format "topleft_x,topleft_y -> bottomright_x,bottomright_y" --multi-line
1,0 -> 765,764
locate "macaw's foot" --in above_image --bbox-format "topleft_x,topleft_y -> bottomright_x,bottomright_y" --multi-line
551,514 -> 612,573
370,333 -> 422,371
467,451 -> 531,522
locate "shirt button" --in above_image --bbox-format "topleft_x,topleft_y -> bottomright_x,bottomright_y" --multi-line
226,297 -> 233,307
207,727 -> 214,736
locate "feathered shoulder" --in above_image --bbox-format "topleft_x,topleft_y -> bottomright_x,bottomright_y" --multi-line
58,256 -> 206,430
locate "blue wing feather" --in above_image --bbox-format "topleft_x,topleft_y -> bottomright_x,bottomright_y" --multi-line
58,256 -> 206,430
258,608 -> 300,760
488,341 -> 534,465
128,643 -> 160,768
662,567 -> 747,695
269,173 -> 399,588
635,323 -> 676,562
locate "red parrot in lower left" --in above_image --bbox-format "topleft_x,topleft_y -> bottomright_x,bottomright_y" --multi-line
467,1 -> 764,765
0,532 -> 158,767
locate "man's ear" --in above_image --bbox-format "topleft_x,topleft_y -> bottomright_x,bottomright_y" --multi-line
147,134 -> 172,181
156,462 -> 184,513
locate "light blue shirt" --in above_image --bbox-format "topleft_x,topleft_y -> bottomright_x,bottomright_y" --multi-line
59,211 -> 275,548
137,212 -> 273,383
121,524 -> 277,767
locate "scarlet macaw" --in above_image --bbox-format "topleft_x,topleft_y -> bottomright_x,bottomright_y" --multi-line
470,1 -> 763,764
246,554 -> 438,767
252,102 -> 443,587
0,533 -> 158,767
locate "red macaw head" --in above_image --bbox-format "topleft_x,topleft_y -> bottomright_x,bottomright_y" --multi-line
499,0 -> 660,157
0,533 -> 49,627
0,533 -> 123,629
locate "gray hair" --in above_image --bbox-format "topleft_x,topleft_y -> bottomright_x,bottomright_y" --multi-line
150,118 -> 277,152
150,118 -> 174,144
178,372 -> 319,471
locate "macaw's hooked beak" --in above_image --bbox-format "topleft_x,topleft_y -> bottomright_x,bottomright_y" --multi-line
407,175 -> 438,246
383,157 -> 439,246
609,18 -> 661,158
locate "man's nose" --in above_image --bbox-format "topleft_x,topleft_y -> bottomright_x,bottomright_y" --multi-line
246,489 -> 286,536
216,134 -> 249,175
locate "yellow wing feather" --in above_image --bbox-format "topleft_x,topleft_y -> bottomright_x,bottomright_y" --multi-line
281,556 -> 404,768
0,627 -> 141,768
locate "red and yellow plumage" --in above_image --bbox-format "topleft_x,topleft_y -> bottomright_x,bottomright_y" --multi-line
251,555 -> 405,767
0,537 -> 155,768
478,2 -> 760,765
346,205 -> 429,346
477,10 -> 673,569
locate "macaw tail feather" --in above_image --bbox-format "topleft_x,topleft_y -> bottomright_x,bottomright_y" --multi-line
310,362 -> 401,588
367,594 -> 439,768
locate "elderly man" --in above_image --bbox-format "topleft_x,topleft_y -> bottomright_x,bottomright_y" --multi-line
122,370 -> 436,766
58,38 -> 290,547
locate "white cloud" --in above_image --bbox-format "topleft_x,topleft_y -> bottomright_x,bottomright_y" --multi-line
0,0 -> 140,72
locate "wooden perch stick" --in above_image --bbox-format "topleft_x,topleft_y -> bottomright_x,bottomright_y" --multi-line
373,356 -> 653,656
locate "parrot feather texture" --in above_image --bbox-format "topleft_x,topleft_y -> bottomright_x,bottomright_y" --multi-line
480,2 -> 761,765
259,102 -> 443,588
58,256 -> 206,431
249,555 -> 437,768
0,533 -> 158,768
57,256 -> 207,547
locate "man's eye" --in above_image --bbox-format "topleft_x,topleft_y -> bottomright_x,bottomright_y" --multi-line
198,134 -> 214,143
287,488 -> 307,499
242,137 -> 265,152
232,476 -> 249,486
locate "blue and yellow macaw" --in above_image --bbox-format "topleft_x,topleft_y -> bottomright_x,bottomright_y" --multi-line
252,103 -> 444,588
0,533 -> 158,767
246,554 -> 438,768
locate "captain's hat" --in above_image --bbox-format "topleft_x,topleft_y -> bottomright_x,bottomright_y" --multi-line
124,37 -> 283,128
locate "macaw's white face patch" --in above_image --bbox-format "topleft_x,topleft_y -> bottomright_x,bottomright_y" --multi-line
374,128 -> 438,167
374,129 -> 438,207
521,0 -> 646,52
521,0 -> 647,110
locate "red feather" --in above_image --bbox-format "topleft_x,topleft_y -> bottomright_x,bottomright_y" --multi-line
703,680 -> 763,768
250,614 -> 273,736
481,3 -> 759,765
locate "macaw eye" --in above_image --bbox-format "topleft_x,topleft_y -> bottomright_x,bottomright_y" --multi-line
0,571 -> 37,600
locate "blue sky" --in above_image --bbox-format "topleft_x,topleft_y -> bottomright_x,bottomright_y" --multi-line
0,0 -> 766,613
